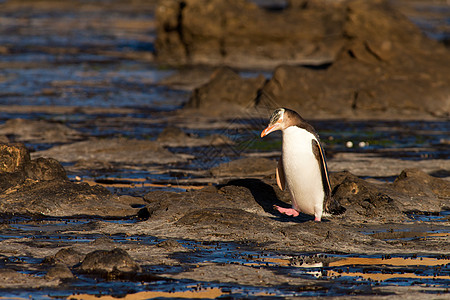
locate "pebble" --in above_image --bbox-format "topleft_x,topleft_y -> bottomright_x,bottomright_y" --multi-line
358,141 -> 368,148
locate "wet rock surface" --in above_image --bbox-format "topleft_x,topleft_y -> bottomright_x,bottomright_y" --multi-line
0,143 -> 143,217
157,126 -> 231,147
33,138 -> 190,166
0,119 -> 83,143
210,157 -> 276,178
0,0 -> 449,298
45,264 -> 74,281
0,138 -> 448,297
44,248 -> 84,267
331,171 -> 405,223
0,269 -> 60,289
184,67 -> 267,116
79,248 -> 141,274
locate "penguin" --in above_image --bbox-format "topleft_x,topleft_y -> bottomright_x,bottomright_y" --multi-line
261,108 -> 342,221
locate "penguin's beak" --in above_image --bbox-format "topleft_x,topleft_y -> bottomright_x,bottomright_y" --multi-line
261,119 -> 282,137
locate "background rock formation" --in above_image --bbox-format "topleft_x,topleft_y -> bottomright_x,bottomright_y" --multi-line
163,0 -> 449,119
156,0 -> 346,69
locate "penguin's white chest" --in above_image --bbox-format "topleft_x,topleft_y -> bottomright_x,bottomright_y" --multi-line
282,126 -> 324,216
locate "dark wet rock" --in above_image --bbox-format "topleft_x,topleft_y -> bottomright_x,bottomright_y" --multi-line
90,236 -> 116,248
25,157 -> 67,181
170,263 -> 318,286
0,118 -> 83,143
393,169 -> 450,199
156,0 -> 345,69
392,169 -> 450,212
158,67 -> 216,90
330,169 -> 449,222
184,67 -> 266,116
278,220 -> 393,253
0,143 -> 67,192
0,180 -> 133,217
33,138 -> 190,165
44,248 -> 84,267
45,264 -> 74,280
143,183 -> 265,222
0,269 -> 59,288
331,171 -> 404,222
157,126 -> 232,147
0,143 -> 142,217
210,157 -> 276,178
176,207 -> 270,231
157,239 -> 183,250
0,143 -> 31,192
79,248 -> 141,274
0,143 -> 30,173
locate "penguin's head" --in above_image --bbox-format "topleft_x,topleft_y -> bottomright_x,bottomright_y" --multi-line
261,108 -> 285,137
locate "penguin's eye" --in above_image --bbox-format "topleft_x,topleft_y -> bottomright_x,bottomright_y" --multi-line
270,109 -> 283,123
271,114 -> 279,123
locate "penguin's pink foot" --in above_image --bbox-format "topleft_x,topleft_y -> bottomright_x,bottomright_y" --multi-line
274,205 -> 299,217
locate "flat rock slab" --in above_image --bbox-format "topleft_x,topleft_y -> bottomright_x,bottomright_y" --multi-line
0,269 -> 60,289
209,157 -> 277,178
169,264 -> 318,287
33,138 -> 190,165
328,152 -> 450,178
157,126 -> 232,147
0,119 -> 83,143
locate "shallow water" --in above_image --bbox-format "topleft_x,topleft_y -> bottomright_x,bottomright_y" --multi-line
0,216 -> 449,299
0,1 -> 449,298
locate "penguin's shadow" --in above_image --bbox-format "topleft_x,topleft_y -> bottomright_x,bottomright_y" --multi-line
224,178 -> 320,223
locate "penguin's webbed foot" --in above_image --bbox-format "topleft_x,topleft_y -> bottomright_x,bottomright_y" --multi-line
273,205 -> 299,217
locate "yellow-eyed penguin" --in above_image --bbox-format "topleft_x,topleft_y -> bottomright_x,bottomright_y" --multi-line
261,108 -> 339,222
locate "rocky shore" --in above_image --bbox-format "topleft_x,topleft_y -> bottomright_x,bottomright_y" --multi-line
0,0 -> 448,297
0,137 -> 448,291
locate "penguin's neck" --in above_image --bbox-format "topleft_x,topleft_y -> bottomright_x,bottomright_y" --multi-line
282,126 -> 317,155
